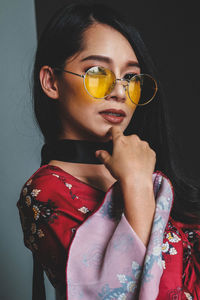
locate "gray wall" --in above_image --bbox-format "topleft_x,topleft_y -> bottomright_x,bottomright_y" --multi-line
0,1 -> 54,299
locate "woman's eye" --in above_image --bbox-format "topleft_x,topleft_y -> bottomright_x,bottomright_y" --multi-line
123,73 -> 137,81
84,67 -> 92,73
84,66 -> 101,73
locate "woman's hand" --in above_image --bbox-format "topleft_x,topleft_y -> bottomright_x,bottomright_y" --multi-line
95,126 -> 156,186
95,126 -> 157,246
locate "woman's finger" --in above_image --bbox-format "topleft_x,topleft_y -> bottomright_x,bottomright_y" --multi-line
95,150 -> 111,166
110,126 -> 123,142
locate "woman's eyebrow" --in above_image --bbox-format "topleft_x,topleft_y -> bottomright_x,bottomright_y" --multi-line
80,55 -> 112,63
80,55 -> 140,69
125,60 -> 140,69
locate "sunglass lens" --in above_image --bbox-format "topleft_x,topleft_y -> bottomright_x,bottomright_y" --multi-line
129,74 -> 157,105
84,67 -> 115,98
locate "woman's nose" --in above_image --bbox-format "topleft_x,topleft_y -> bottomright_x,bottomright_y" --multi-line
105,79 -> 127,102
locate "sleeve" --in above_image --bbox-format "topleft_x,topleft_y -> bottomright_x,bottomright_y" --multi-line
17,171 -> 91,289
66,173 -> 173,300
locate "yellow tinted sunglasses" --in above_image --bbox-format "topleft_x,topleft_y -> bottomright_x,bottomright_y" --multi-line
55,66 -> 158,106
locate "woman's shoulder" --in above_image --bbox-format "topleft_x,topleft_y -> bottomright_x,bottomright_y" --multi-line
23,164 -> 70,184
21,164 -> 83,190
18,164 -> 103,209
18,165 -> 77,204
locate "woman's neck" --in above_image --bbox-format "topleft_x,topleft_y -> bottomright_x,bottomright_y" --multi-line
48,160 -> 116,192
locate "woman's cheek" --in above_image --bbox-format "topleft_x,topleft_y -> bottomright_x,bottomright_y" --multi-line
125,91 -> 137,109
70,78 -> 94,104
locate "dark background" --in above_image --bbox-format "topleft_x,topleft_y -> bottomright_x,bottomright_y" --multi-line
35,0 -> 200,180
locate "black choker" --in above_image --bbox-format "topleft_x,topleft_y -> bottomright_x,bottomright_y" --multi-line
41,139 -> 113,165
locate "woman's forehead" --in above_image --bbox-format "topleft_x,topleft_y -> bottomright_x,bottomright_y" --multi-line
68,23 -> 139,68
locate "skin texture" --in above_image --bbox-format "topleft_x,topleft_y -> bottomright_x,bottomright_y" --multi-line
40,23 -> 156,245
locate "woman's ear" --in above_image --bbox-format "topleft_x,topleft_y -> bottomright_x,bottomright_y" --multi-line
39,66 -> 59,99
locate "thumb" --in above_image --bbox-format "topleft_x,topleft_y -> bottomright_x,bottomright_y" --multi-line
95,150 -> 111,165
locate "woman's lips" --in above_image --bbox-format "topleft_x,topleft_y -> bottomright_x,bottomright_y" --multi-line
100,113 -> 125,124
99,109 -> 126,124
100,109 -> 126,116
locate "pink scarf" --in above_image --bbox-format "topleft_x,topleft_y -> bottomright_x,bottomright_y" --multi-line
66,172 -> 173,299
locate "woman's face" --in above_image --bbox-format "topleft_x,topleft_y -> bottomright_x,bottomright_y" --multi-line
56,23 -> 140,141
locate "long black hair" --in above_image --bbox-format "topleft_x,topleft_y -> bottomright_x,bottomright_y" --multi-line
33,1 -> 200,224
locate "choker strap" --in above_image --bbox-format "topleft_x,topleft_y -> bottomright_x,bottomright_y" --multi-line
41,139 -> 113,165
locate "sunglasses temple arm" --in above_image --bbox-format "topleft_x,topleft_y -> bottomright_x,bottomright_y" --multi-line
54,68 -> 84,78
62,70 -> 84,78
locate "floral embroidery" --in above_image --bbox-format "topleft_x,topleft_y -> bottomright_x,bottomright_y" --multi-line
65,182 -> 72,190
25,195 -> 31,207
98,261 -> 141,299
33,205 -> 40,220
162,241 -> 177,255
51,172 -> 79,200
78,207 -> 90,214
166,232 -> 181,243
127,281 -> 135,292
37,229 -> 45,238
118,293 -> 126,300
184,292 -> 193,300
19,180 -> 59,252
31,189 -> 41,197
161,222 -> 181,260
162,241 -> 169,253
117,274 -> 127,283
23,187 -> 28,196
52,173 -> 60,178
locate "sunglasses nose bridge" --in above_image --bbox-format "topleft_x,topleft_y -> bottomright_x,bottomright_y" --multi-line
106,78 -> 128,101
115,78 -> 129,92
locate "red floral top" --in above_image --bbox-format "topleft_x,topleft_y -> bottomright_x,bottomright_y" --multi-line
17,165 -> 200,299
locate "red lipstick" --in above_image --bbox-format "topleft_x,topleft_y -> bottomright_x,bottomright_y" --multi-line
99,109 -> 126,124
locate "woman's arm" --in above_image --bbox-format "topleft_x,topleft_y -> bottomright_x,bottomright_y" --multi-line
119,179 -> 155,246
96,126 -> 156,246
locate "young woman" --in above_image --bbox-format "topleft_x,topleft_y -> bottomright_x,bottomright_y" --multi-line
17,2 -> 200,299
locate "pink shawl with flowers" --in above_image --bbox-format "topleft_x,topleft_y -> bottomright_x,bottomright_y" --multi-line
66,172 -> 173,299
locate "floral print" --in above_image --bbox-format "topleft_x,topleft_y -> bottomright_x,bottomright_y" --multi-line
18,179 -> 59,252
162,230 -> 181,257
31,189 -> 41,197
161,221 -> 181,258
17,166 -> 200,299
98,267 -> 139,300
78,207 -> 90,214
52,172 -> 79,200
184,292 -> 193,300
